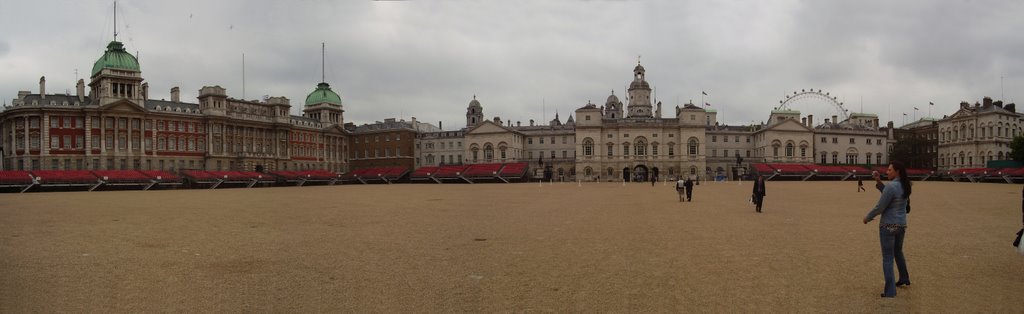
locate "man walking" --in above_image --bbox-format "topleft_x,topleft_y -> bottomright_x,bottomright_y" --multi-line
752,175 -> 767,213
675,177 -> 686,202
684,177 -> 694,202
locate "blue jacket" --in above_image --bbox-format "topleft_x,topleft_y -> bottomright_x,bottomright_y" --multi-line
865,180 -> 908,225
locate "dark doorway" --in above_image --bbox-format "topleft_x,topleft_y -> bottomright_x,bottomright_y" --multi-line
622,167 -> 631,182
633,165 -> 649,182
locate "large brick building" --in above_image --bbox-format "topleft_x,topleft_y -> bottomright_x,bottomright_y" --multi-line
1,40 -> 349,173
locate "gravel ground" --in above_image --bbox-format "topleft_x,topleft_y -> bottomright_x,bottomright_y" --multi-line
1,180 -> 1022,312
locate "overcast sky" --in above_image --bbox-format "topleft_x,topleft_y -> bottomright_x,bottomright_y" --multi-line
2,0 -> 1022,129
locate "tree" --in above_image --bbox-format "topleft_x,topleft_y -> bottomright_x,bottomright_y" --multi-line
1010,136 -> 1024,162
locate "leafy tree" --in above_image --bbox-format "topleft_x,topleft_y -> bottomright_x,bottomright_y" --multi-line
1011,136 -> 1024,162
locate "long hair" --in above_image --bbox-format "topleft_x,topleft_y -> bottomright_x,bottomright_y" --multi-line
890,161 -> 912,199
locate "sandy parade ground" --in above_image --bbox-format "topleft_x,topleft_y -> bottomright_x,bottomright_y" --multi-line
1,180 -> 1022,312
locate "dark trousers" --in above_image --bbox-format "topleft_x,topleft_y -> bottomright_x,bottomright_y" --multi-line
753,195 -> 763,212
685,190 -> 692,201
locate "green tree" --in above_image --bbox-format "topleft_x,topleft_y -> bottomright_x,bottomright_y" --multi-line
1011,136 -> 1024,162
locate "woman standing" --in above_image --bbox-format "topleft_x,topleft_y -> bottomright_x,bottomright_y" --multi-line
863,161 -> 912,298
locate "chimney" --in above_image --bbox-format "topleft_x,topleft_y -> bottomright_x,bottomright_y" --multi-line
983,96 -> 992,107
994,100 -> 1003,108
825,118 -> 830,124
808,114 -> 813,127
1006,103 -> 1016,113
76,79 -> 85,102
39,76 -> 46,99
530,119 -> 535,126
171,87 -> 180,102
832,115 -> 838,124
439,121 -> 442,130
873,118 -> 879,128
517,121 -> 521,127
801,117 -> 807,127
142,82 -> 149,100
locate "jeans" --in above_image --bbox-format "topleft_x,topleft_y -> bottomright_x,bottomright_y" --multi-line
879,227 -> 909,297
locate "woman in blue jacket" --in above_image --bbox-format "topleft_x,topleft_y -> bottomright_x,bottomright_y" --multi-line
863,161 -> 912,298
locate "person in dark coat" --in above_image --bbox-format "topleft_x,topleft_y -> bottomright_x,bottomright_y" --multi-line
752,176 -> 767,213
683,178 -> 694,202
858,177 -> 866,192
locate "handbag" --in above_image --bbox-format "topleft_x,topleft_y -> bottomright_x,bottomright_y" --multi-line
1016,229 -> 1024,255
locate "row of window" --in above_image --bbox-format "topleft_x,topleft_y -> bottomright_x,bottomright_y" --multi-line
940,151 -> 1008,167
581,142 -> 683,157
941,126 -> 1018,142
423,154 -> 464,165
525,151 -> 572,159
14,131 -> 340,157
38,116 -> 206,134
819,137 -> 884,145
422,141 -> 462,150
353,147 -> 404,159
605,133 -> 675,139
11,157 -> 336,172
816,152 -> 884,165
710,135 -> 750,143
528,136 -> 574,145
354,134 -> 402,144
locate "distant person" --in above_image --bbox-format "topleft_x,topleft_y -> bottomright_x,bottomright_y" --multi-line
675,177 -> 686,202
863,162 -> 912,298
752,176 -> 766,213
684,177 -> 694,202
858,177 -> 866,192
651,175 -> 656,186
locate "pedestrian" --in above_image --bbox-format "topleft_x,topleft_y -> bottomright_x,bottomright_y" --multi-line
651,175 -> 656,186
858,176 -> 866,192
863,162 -> 912,298
752,175 -> 766,213
675,177 -> 686,202
684,177 -> 694,202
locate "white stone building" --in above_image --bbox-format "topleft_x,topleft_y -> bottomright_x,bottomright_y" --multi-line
936,97 -> 1022,171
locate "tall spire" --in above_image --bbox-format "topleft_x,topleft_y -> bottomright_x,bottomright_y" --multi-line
113,1 -> 118,41
321,42 -> 325,83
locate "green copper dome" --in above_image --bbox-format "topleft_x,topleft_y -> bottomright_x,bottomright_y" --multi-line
91,41 -> 140,76
305,82 -> 342,106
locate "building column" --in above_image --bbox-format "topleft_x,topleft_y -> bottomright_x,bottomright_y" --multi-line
41,113 -> 49,158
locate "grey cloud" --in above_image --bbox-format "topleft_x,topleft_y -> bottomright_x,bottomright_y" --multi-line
2,0 -> 1022,127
